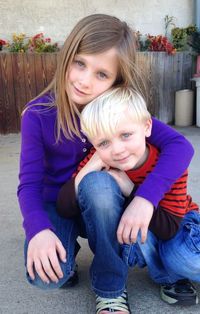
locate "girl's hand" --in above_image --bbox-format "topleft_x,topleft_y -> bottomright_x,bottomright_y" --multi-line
27,229 -> 66,284
117,196 -> 154,244
75,152 -> 108,193
107,169 -> 134,197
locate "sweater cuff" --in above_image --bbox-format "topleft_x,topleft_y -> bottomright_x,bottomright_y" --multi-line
23,213 -> 55,242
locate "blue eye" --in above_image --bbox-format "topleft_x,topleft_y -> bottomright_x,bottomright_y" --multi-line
98,140 -> 109,147
75,60 -> 85,68
98,72 -> 107,79
122,133 -> 132,139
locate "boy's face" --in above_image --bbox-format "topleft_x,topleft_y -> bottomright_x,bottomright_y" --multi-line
91,114 -> 152,171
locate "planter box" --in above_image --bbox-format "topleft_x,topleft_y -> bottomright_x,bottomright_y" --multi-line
0,51 -> 194,134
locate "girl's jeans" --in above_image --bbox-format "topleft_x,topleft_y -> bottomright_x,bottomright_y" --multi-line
24,202 -> 79,290
78,171 -> 200,298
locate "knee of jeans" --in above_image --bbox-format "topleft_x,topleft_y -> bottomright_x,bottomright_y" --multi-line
182,210 -> 200,225
160,222 -> 200,274
78,171 -> 124,215
25,258 -> 74,290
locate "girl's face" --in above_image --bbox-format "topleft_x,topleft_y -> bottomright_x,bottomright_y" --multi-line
66,48 -> 119,108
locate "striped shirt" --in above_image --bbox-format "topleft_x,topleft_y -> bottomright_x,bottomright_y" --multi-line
73,144 -> 198,217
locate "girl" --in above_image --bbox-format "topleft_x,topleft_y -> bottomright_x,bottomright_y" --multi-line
18,14 -> 194,314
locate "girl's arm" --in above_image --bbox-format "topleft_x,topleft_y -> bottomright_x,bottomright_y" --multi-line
18,108 -> 54,241
135,117 -> 194,207
18,108 -> 66,283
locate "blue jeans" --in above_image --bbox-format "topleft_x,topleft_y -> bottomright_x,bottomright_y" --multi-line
78,171 -> 127,298
132,210 -> 200,284
78,171 -> 200,297
24,202 -> 79,290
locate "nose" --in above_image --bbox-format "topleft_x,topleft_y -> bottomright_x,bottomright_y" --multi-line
111,140 -> 125,156
78,70 -> 92,89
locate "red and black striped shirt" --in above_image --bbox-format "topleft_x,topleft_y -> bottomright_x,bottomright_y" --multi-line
73,144 -> 198,217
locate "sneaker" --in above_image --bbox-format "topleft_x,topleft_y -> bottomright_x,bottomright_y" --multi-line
96,289 -> 131,313
160,279 -> 198,305
60,264 -> 79,289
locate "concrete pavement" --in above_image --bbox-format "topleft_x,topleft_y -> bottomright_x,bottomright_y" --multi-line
0,126 -> 200,314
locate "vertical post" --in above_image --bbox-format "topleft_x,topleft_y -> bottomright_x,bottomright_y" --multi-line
196,0 -> 200,31
191,78 -> 200,127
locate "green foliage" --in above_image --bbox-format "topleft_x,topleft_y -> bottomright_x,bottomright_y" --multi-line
171,25 -> 197,51
8,33 -> 28,52
6,33 -> 59,53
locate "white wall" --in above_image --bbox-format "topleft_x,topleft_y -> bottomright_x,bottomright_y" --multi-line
0,0 -> 195,45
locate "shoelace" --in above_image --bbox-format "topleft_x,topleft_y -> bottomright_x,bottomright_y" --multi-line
96,290 -> 130,313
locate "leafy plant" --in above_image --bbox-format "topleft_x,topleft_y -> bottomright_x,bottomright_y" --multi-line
7,32 -> 59,53
147,35 -> 176,54
136,31 -> 176,55
135,31 -> 151,51
171,25 -> 197,51
8,33 -> 28,52
27,33 -> 59,53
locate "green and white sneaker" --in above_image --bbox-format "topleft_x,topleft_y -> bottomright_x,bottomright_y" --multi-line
96,289 -> 131,313
161,279 -> 198,305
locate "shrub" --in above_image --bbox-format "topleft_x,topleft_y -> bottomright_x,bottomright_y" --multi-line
7,33 -> 59,53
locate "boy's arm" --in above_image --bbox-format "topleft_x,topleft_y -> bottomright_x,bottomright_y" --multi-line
57,177 -> 80,218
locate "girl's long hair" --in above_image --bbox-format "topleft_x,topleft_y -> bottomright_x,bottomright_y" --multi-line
30,14 -> 148,140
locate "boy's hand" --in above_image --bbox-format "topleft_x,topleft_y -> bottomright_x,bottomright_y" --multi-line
117,196 -> 153,244
27,229 -> 66,284
75,152 -> 108,193
107,169 -> 134,197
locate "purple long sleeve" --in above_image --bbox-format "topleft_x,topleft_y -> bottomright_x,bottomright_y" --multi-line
135,117 -> 194,206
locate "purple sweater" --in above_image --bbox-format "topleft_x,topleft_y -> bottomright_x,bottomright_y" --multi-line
17,95 -> 194,241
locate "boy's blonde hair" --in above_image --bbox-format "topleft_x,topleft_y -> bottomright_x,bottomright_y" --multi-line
80,87 -> 151,139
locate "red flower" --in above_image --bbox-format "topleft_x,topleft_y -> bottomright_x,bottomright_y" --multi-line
147,35 -> 176,54
0,39 -> 7,46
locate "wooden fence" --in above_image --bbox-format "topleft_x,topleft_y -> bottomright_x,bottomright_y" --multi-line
0,51 -> 195,134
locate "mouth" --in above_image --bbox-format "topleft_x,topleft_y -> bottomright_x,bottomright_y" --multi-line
73,85 -> 88,96
115,156 -> 130,164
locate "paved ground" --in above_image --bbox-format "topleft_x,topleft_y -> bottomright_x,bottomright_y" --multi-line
0,126 -> 200,314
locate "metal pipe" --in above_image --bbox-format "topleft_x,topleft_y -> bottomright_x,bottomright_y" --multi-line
195,0 -> 200,30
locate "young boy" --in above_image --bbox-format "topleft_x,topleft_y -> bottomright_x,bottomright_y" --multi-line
57,87 -> 199,310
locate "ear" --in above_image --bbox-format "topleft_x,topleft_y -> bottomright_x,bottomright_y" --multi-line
144,118 -> 152,138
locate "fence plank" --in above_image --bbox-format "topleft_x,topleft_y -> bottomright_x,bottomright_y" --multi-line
0,53 -> 6,132
11,53 -> 27,130
0,53 -> 18,133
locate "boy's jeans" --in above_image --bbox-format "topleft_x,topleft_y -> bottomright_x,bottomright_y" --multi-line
78,171 -> 200,298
